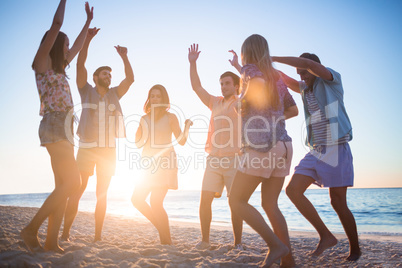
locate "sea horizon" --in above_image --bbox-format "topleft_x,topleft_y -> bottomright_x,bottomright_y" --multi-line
1,187 -> 401,236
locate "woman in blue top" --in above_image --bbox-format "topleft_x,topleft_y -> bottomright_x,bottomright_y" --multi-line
229,34 -> 298,267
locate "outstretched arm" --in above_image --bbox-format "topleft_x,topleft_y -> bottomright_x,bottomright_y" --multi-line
76,27 -> 100,88
284,105 -> 298,120
116,46 -> 135,98
170,114 -> 193,146
33,0 -> 66,73
272,56 -> 333,81
188,43 -> 211,107
66,2 -> 93,64
228,50 -> 242,73
278,71 -> 301,94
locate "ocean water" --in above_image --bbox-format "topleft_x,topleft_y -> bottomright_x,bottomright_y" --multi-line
1,188 -> 401,235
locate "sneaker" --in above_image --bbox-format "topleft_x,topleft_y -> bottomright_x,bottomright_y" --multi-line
195,241 -> 211,250
234,243 -> 245,250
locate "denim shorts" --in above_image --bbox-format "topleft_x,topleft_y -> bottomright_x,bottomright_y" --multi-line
39,111 -> 74,146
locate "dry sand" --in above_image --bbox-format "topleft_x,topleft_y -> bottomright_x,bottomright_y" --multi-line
0,206 -> 401,267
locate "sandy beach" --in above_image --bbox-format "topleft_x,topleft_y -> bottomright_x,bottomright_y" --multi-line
0,205 -> 400,267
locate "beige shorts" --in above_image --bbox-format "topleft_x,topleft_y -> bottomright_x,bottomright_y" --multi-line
202,155 -> 237,198
237,141 -> 292,179
77,147 -> 116,177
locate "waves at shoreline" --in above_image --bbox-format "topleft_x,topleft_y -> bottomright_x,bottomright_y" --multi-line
1,188 -> 401,236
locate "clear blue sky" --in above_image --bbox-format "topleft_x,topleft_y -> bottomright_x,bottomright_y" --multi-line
0,0 -> 401,194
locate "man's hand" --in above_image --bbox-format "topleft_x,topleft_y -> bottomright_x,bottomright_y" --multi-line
188,43 -> 201,63
87,27 -> 100,40
85,2 -> 94,22
115,45 -> 128,57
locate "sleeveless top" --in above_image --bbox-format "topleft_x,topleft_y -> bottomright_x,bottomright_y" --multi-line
141,113 -> 175,158
35,69 -> 73,116
140,112 -> 178,190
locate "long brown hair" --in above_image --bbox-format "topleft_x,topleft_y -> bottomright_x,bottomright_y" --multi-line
241,34 -> 280,110
143,84 -> 171,121
32,31 -> 69,75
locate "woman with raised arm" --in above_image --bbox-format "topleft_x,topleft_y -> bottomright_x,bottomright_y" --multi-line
228,34 -> 298,267
21,0 -> 93,253
132,85 -> 192,245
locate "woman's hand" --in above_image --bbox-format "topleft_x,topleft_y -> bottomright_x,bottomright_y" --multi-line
85,2 -> 94,22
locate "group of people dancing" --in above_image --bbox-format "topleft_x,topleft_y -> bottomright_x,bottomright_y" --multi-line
21,1 -> 361,267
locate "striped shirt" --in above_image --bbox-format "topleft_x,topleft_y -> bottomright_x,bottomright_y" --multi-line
305,90 -> 349,146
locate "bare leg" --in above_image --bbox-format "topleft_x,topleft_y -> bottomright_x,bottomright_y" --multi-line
230,203 -> 243,246
21,141 -> 80,252
131,185 -> 159,228
150,188 -> 171,244
61,172 -> 90,241
229,172 -> 288,267
286,174 -> 337,256
199,191 -> 215,244
44,193 -> 67,253
261,177 -> 295,267
94,175 -> 112,242
329,187 -> 361,261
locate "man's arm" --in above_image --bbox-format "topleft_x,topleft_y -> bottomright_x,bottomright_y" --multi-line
272,56 -> 333,81
188,44 -> 211,107
278,71 -> 301,94
76,27 -> 100,89
66,2 -> 93,64
116,46 -> 134,98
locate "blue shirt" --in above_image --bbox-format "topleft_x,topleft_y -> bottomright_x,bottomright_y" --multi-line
300,68 -> 353,147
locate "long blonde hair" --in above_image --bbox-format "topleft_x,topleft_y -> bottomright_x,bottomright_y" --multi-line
241,34 -> 280,110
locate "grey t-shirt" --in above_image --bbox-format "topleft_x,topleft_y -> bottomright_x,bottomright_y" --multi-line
77,82 -> 125,148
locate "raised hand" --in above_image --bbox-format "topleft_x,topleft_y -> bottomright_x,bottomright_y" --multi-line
85,2 -> 94,22
115,45 -> 128,57
188,44 -> 201,63
87,27 -> 100,39
185,119 -> 193,127
228,50 -> 239,66
228,50 -> 242,73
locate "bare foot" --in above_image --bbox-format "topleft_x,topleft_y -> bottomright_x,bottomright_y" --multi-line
311,235 -> 338,256
346,250 -> 361,261
280,260 -> 296,268
261,245 -> 289,268
44,245 -> 65,254
20,227 -> 42,252
60,235 -> 71,242
94,236 -> 102,242
60,234 -> 70,242
280,251 -> 296,267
